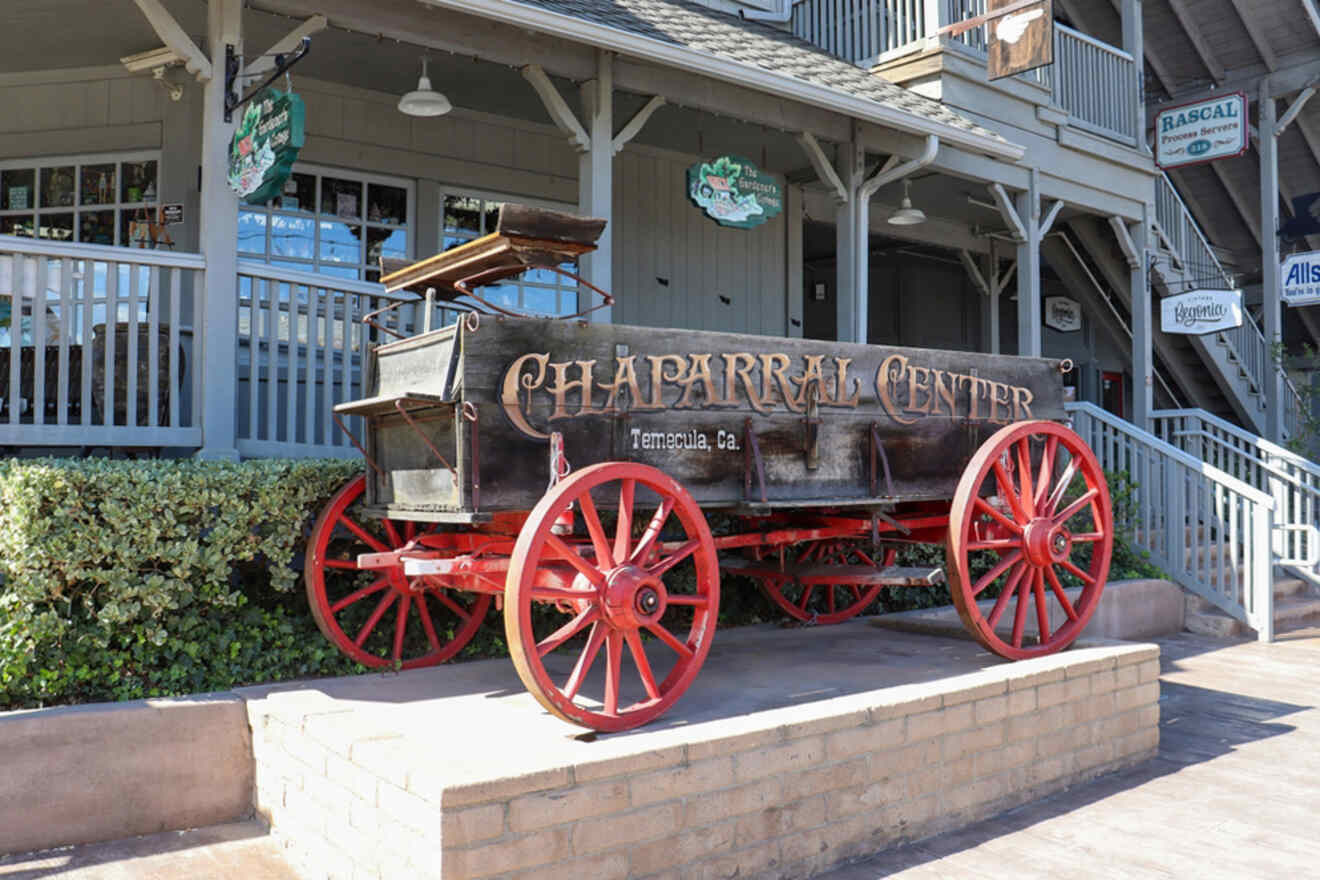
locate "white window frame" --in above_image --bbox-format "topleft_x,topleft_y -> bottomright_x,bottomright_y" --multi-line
0,150 -> 163,247
238,161 -> 415,281
438,186 -> 580,319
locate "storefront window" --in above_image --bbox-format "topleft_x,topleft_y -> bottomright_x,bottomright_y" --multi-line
0,153 -> 159,246
239,165 -> 412,281
441,194 -> 578,319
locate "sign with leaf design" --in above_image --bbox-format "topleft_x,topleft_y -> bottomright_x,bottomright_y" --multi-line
227,88 -> 306,205
687,155 -> 783,230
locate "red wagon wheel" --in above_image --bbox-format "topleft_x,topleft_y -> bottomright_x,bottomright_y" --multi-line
947,421 -> 1112,660
758,541 -> 898,624
505,462 -> 719,731
306,475 -> 491,669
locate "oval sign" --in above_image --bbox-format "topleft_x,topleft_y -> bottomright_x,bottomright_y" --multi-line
1187,139 -> 1211,156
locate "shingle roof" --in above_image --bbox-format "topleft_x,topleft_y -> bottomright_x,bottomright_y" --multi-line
507,0 -> 1007,145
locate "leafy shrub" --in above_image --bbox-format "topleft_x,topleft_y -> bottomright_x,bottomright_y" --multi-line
0,457 -> 361,709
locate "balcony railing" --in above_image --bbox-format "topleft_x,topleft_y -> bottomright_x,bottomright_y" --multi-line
790,1 -> 1138,145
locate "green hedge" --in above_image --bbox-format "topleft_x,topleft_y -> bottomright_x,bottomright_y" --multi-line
0,458 -> 362,709
1,459 -> 1165,711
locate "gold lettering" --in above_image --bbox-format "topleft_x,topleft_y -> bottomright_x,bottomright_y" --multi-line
905,366 -> 932,417
990,381 -> 1013,423
500,353 -> 550,440
965,375 -> 985,420
646,355 -> 689,410
760,353 -> 802,412
599,355 -> 650,413
798,355 -> 827,405
930,369 -> 957,417
548,360 -> 601,421
877,355 -> 917,425
676,354 -> 720,408
1013,386 -> 1035,420
833,358 -> 861,407
722,352 -> 768,414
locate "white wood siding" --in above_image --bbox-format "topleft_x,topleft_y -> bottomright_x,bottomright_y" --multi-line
0,69 -> 166,158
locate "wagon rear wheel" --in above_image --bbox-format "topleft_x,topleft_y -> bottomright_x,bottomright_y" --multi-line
505,462 -> 719,731
947,421 -> 1112,660
306,475 -> 491,669
758,541 -> 898,624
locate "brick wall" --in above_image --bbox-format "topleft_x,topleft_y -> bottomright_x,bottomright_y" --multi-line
246,643 -> 1160,880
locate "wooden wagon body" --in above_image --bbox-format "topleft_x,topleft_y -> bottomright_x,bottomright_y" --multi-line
305,205 -> 1114,732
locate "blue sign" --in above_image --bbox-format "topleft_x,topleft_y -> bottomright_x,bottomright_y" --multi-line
1282,250 -> 1320,306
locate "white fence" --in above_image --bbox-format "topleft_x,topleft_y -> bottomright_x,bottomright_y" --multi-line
235,261 -> 430,460
1069,402 -> 1275,640
0,235 -> 205,449
1154,408 -> 1320,579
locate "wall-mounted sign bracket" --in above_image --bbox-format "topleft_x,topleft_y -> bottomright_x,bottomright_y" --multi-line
224,37 -> 311,122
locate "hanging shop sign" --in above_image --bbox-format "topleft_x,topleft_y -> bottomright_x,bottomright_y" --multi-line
1043,295 -> 1082,332
1282,250 -> 1320,306
1160,289 -> 1243,335
987,0 -> 1053,81
227,87 -> 306,205
1155,92 -> 1248,170
687,155 -> 783,229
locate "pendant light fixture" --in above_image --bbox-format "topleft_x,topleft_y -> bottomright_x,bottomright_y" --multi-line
888,179 -> 927,226
398,58 -> 452,117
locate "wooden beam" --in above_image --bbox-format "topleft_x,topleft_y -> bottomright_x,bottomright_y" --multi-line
1227,0 -> 1280,72
1208,159 -> 1263,249
521,64 -> 590,152
1306,0 -> 1320,39
1165,0 -> 1225,84
1039,199 -> 1065,237
611,95 -> 665,155
132,0 -> 212,81
990,183 -> 1028,242
796,132 -> 849,204
246,14 -> 326,78
1100,0 -> 1180,101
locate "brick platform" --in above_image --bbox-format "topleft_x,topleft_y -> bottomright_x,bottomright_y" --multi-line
241,624 -> 1160,880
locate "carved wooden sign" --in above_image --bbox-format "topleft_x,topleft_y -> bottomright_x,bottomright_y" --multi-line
987,0 -> 1054,81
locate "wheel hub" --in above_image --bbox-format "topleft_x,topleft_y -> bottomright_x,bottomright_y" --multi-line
1024,519 -> 1072,567
602,565 -> 668,628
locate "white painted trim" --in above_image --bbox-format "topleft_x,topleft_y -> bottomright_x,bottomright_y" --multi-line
1276,86 -> 1317,137
246,14 -> 327,79
0,233 -> 205,270
795,132 -> 849,204
1039,199 -> 1065,237
0,149 -> 161,172
0,65 -> 139,87
1109,215 -> 1140,269
418,0 -> 1026,161
237,258 -> 392,298
859,135 -> 938,199
612,96 -> 666,155
521,64 -> 591,152
132,0 -> 213,81
990,183 -> 1028,241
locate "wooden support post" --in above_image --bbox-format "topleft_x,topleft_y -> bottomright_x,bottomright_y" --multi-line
835,133 -> 863,343
1015,170 -> 1042,358
578,51 -> 613,323
1261,77 -> 1285,442
1130,207 -> 1154,431
197,0 -> 241,460
786,184 -> 804,338
1121,0 -> 1146,151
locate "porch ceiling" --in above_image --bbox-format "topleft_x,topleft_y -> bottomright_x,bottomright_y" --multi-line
0,0 -> 204,73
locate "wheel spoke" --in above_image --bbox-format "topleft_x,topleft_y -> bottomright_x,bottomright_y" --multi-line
974,497 -> 1024,534
417,596 -> 443,653
1071,532 -> 1105,543
1060,558 -> 1097,586
630,498 -> 675,565
973,549 -> 1024,597
646,622 -> 693,661
382,518 -> 403,548
576,492 -> 614,570
330,577 -> 389,613
614,479 -> 636,565
337,514 -> 388,553
827,587 -> 837,614
992,460 -> 1028,524
563,621 -> 606,701
1010,570 -> 1030,649
987,563 -> 1027,628
433,589 -> 473,622
393,594 -> 411,662
1016,438 -> 1035,517
603,631 -> 624,716
648,539 -> 698,578
625,629 -> 661,702
537,607 -> 600,658
1034,436 -> 1058,513
529,585 -> 598,603
1033,569 -> 1050,645
968,538 -> 1021,552
665,594 -> 711,608
325,558 -> 360,570
796,582 -> 815,611
1045,565 -> 1079,622
544,533 -> 607,587
1045,459 -> 1079,516
1054,488 -> 1099,528
354,590 -> 398,647
404,521 -> 417,542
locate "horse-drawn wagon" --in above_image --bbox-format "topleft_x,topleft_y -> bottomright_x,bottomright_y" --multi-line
306,206 -> 1112,731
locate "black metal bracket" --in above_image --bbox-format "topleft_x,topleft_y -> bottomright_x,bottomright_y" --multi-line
224,37 -> 311,123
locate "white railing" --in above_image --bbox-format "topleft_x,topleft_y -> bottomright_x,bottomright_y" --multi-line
792,0 -> 937,64
235,261 -> 432,460
1152,174 -> 1304,437
0,235 -> 204,448
1051,24 -> 1137,144
1154,408 -> 1320,577
1069,402 -> 1275,640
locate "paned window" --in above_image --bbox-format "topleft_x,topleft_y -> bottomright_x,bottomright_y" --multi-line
238,164 -> 413,281
0,152 -> 160,247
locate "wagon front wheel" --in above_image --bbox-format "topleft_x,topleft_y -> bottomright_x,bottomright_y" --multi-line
505,462 -> 720,731
306,475 -> 491,669
947,421 -> 1112,660
758,540 -> 897,624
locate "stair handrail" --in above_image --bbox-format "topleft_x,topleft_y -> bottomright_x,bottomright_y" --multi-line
1153,408 -> 1320,572
1067,401 -> 1275,640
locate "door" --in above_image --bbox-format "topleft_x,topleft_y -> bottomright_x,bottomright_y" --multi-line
1101,371 -> 1125,419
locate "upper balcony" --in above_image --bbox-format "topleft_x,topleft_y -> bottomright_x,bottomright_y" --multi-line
787,0 -> 1143,151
